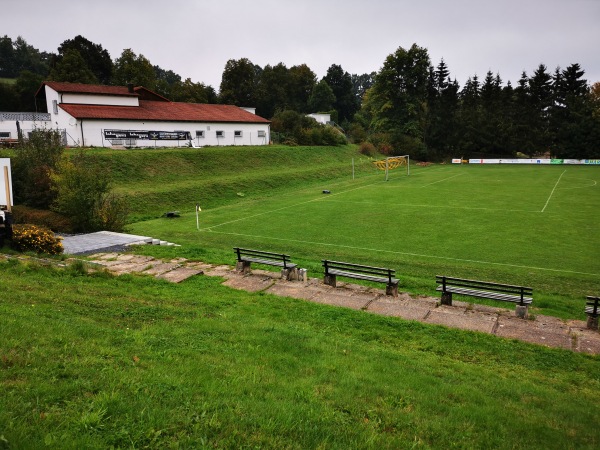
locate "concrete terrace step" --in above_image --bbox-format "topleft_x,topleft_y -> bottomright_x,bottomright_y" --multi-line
54,252 -> 600,354
60,231 -> 180,255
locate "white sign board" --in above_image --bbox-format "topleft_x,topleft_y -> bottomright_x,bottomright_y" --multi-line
1,158 -> 13,207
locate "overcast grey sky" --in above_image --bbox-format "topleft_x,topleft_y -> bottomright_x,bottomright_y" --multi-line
2,0 -> 599,90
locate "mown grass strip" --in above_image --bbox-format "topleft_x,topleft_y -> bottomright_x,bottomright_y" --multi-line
1,259 -> 599,448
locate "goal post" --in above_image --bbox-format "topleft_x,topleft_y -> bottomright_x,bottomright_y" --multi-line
372,155 -> 410,181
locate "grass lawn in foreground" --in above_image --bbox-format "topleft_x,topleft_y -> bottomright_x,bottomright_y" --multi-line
1,259 -> 599,449
127,163 -> 600,319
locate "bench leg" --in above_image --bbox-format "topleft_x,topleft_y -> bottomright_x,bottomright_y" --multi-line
324,274 -> 336,288
236,260 -> 251,274
440,292 -> 452,306
587,315 -> 599,331
515,304 -> 528,319
386,283 -> 398,297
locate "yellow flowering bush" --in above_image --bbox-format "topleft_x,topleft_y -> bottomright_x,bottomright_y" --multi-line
10,224 -> 63,255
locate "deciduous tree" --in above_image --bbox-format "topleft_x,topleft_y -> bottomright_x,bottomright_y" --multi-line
112,49 -> 156,89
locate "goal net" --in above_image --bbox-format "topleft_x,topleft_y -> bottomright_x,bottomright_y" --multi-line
373,155 -> 410,180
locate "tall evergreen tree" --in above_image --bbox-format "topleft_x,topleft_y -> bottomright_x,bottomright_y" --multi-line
528,64 -> 553,153
424,59 -> 460,158
510,71 -> 536,154
458,75 -> 481,155
552,64 -> 595,158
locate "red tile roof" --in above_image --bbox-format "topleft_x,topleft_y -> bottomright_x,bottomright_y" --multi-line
38,81 -> 139,97
59,101 -> 270,124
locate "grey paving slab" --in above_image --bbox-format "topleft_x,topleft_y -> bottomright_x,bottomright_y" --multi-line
309,289 -> 376,310
157,267 -> 203,283
223,275 -> 275,292
141,262 -> 181,276
61,231 -> 152,254
266,282 -> 322,301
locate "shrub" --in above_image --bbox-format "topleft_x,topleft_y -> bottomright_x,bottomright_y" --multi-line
359,142 -> 377,156
10,224 -> 63,255
51,151 -> 129,232
271,110 -> 347,146
11,129 -> 64,208
11,205 -> 73,233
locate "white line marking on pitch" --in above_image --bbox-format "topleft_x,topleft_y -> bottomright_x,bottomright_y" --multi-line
204,179 -> 381,230
541,169 -> 567,213
201,229 -> 599,277
420,173 -> 464,187
321,199 -> 541,214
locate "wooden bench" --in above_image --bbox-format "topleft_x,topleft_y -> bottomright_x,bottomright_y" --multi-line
585,296 -> 600,330
322,260 -> 398,297
436,275 -> 533,318
234,247 -> 298,280
0,138 -> 19,148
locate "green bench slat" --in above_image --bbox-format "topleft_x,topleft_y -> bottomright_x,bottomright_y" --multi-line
328,268 -> 398,285
436,275 -> 533,306
242,257 -> 297,268
234,247 -> 295,270
436,285 -> 532,305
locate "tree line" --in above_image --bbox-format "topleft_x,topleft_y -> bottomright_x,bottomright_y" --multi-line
1,35 -> 598,158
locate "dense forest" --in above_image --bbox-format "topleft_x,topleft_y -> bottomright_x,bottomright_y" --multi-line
1,35 -> 598,159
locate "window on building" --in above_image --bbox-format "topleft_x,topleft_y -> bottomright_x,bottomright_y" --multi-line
216,130 -> 224,138
258,130 -> 266,138
0,132 -> 10,138
53,100 -> 58,115
234,130 -> 242,137
196,130 -> 205,138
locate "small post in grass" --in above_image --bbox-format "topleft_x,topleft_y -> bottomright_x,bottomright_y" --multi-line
196,203 -> 201,231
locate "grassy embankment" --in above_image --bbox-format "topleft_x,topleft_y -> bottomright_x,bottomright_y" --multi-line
1,258 -> 599,449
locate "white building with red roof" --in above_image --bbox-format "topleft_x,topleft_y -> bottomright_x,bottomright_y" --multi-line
1,81 -> 271,148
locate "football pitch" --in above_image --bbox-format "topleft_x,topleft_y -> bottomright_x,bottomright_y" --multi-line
130,163 -> 599,317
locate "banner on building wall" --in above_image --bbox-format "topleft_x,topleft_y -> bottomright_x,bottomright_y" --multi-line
104,130 -> 191,140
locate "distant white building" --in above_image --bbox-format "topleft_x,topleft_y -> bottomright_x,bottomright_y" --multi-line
0,81 -> 271,148
306,113 -> 331,125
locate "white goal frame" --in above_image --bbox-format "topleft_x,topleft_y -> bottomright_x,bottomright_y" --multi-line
382,155 -> 410,181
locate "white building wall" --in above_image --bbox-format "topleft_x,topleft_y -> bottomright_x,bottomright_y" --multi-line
306,113 -> 331,124
0,115 -> 52,138
61,93 -> 138,106
78,119 -> 270,148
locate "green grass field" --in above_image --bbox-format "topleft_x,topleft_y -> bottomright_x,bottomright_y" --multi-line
2,259 -> 600,449
124,154 -> 599,319
3,146 -> 600,448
